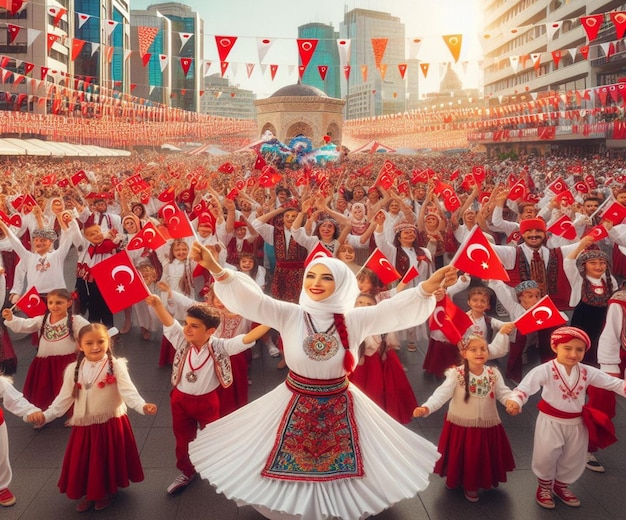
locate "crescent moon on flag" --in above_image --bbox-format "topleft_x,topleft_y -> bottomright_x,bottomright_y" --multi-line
144,228 -> 156,239
161,205 -> 176,219
433,307 -> 446,327
531,306 -> 553,320
312,252 -> 328,261
112,265 -> 135,284
169,216 -> 181,227
379,258 -> 393,269
467,244 -> 491,261
28,294 -> 41,305
128,237 -> 143,249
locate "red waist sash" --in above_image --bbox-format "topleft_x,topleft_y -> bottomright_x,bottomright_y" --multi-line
538,399 -> 616,449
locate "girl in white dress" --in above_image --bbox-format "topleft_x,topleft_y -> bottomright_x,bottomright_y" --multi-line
188,242 -> 457,520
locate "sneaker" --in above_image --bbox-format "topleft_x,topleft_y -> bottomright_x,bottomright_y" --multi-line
0,488 -> 15,507
267,342 -> 280,358
464,490 -> 479,502
586,452 -> 605,473
536,486 -> 555,509
553,484 -> 581,507
76,496 -> 93,513
94,494 -> 114,511
167,473 -> 195,494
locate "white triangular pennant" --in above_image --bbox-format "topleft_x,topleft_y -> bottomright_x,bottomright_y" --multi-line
256,37 -> 274,63
509,55 -> 520,74
77,12 -> 91,29
179,32 -> 192,52
91,42 -> 100,56
103,20 -> 119,40
336,38 -> 351,65
27,29 -> 41,47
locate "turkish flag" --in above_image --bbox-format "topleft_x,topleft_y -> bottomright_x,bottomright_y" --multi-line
450,226 -> 510,281
254,154 -> 267,170
507,180 -> 526,201
304,242 -> 333,267
297,39 -> 318,69
157,186 -> 176,203
0,209 -> 21,228
472,165 -> 486,184
91,251 -> 150,313
428,295 -> 473,344
363,248 -> 401,284
57,178 -> 70,188
547,214 -> 577,240
401,265 -> 419,284
218,162 -> 235,174
126,222 -> 167,251
574,181 -> 589,194
600,201 -> 626,225
259,165 -> 281,187
506,231 -> 521,243
546,176 -> 568,195
11,194 -> 37,213
584,224 -> 609,242
555,190 -> 575,206
585,174 -> 597,189
410,169 -> 429,184
15,286 -> 47,317
158,203 -> 194,239
514,295 -> 566,335
41,173 -> 56,186
443,191 -> 461,212
71,169 -> 88,185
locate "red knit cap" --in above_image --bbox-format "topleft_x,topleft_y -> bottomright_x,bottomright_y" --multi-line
519,217 -> 546,235
551,326 -> 591,351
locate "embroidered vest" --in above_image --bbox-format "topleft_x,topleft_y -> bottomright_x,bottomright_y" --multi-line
395,245 -> 431,276
507,247 -> 571,309
581,278 -> 612,307
171,338 -> 233,388
274,226 -> 307,262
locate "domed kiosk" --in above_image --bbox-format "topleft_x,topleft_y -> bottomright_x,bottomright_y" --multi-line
255,82 -> 345,146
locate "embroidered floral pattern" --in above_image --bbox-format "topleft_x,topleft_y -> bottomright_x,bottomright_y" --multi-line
43,321 -> 69,342
551,361 -> 584,401
263,393 -> 363,481
455,366 -> 497,398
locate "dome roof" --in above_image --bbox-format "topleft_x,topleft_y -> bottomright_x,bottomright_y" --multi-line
269,83 -> 328,98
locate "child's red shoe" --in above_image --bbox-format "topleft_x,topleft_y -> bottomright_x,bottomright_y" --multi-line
553,483 -> 581,507
0,488 -> 16,507
536,486 -> 555,509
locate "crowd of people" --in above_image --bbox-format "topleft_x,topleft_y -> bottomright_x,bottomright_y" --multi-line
0,148 -> 626,518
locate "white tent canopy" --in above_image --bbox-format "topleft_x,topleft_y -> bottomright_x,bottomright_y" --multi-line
0,138 -> 129,156
349,140 -> 396,154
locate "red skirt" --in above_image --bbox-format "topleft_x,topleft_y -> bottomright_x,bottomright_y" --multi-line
217,351 -> 250,417
349,353 -> 384,409
58,415 -> 144,500
422,338 -> 460,378
382,350 -> 418,424
434,415 -> 515,492
23,353 -> 76,409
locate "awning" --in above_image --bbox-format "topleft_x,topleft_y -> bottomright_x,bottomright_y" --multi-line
0,138 -> 130,157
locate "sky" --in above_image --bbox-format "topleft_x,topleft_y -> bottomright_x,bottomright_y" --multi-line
132,0 -> 484,98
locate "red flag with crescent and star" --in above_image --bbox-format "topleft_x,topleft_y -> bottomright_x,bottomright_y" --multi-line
547,214 -> 577,240
362,248 -> 401,284
126,222 -> 167,251
450,226 -> 509,281
158,203 -> 194,239
428,294 -> 473,344
514,295 -> 566,335
600,201 -> 626,226
15,286 -> 47,317
304,242 -> 333,267
91,251 -> 150,314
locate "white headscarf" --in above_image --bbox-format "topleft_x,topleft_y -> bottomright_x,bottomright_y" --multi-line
299,257 -> 359,317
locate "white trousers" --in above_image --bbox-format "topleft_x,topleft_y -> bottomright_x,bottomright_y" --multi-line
532,412 -> 587,484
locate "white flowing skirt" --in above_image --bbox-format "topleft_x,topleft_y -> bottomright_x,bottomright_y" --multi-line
189,381 -> 440,520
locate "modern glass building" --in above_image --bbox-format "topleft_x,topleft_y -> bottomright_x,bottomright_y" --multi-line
297,23 -> 341,99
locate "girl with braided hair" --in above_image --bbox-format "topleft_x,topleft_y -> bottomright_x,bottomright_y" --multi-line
29,323 -> 157,512
414,333 -> 516,503
2,289 -> 89,411
186,242 -> 457,520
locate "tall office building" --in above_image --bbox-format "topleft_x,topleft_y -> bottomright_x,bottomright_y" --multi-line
0,0 -> 130,114
339,8 -> 406,119
482,0 -> 626,100
297,23 -> 341,99
201,74 -> 256,119
131,3 -> 203,112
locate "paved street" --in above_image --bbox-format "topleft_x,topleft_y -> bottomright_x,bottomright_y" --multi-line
2,322 -> 626,519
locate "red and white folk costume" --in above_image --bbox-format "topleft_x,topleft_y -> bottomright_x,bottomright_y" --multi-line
189,258 -> 440,520
509,328 -> 626,486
